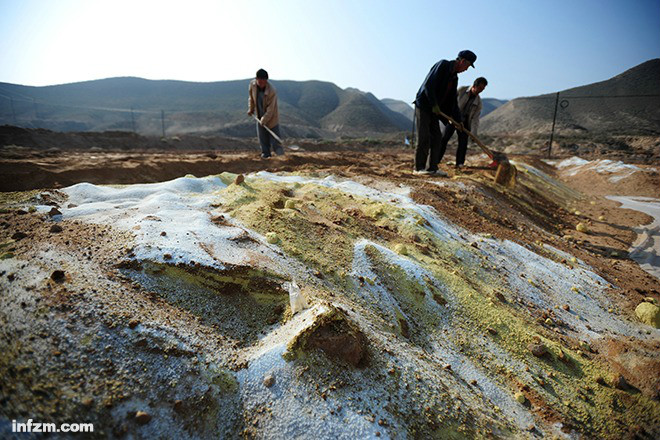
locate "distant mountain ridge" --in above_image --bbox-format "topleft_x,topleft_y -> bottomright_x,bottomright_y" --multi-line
0,77 -> 412,138
481,59 -> 660,135
481,98 -> 508,117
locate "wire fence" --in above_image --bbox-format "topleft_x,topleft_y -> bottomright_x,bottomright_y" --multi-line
503,93 -> 660,157
2,90 -> 659,151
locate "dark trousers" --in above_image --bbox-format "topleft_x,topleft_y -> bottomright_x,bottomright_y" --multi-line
438,124 -> 469,166
414,107 -> 442,171
256,123 -> 283,157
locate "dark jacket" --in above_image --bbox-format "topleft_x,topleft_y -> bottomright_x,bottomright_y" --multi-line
414,59 -> 461,123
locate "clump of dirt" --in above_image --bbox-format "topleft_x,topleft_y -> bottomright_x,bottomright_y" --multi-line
285,305 -> 368,367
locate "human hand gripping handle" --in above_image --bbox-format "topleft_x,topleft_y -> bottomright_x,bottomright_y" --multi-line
252,115 -> 284,144
436,110 -> 493,160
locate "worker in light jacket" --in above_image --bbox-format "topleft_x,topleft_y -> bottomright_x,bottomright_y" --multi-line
413,50 -> 476,176
438,77 -> 488,168
248,68 -> 283,158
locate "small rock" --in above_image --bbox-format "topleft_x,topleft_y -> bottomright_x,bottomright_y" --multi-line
49,225 -> 63,233
11,232 -> 27,240
163,253 -> 172,260
128,319 -> 140,329
135,411 -> 152,424
575,222 -> 588,233
486,327 -> 498,335
612,374 -> 628,390
394,244 -> 408,255
234,174 -> 245,185
263,375 -> 275,387
51,270 -> 65,282
595,376 -> 606,386
635,302 -> 660,328
160,231 -> 167,236
266,232 -> 279,244
173,400 -> 184,412
48,207 -> 62,217
558,350 -> 568,363
284,199 -> 296,209
528,343 -> 547,357
82,397 -> 94,407
514,392 -> 526,404
562,304 -> 570,311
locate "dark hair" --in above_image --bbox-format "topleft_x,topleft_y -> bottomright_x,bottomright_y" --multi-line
256,69 -> 269,79
473,77 -> 488,87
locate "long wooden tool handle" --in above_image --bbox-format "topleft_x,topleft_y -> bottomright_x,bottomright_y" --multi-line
253,115 -> 283,144
437,110 -> 494,160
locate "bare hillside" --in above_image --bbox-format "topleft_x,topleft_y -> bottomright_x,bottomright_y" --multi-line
481,59 -> 660,135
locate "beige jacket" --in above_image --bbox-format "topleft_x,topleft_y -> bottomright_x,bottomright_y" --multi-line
248,79 -> 280,129
457,86 -> 482,135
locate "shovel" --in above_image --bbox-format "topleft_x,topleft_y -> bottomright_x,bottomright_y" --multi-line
437,110 -> 517,188
252,115 -> 302,152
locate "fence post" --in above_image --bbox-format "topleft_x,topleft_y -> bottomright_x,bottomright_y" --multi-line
548,92 -> 559,158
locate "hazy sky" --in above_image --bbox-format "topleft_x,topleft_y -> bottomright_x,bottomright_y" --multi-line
1,0 -> 659,101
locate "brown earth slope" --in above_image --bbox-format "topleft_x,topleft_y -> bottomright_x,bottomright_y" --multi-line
1,147 -> 659,438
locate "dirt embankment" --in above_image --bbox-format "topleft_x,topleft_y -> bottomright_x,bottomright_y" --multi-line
2,146 -> 659,438
1,148 -> 657,304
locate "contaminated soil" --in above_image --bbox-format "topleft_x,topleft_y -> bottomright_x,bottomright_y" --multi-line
1,144 -> 659,439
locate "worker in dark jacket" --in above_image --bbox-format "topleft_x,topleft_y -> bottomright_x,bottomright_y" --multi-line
413,50 -> 476,175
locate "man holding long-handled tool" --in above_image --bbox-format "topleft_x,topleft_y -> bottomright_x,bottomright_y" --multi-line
438,77 -> 488,168
248,68 -> 284,158
413,50 -> 476,176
